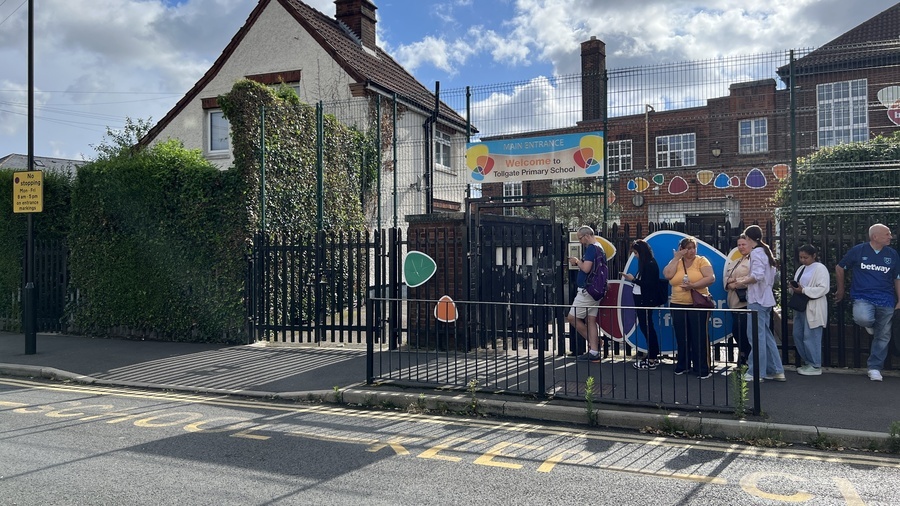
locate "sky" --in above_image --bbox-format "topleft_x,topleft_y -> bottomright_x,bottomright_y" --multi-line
0,0 -> 896,160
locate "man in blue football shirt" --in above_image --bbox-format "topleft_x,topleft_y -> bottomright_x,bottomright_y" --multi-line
836,223 -> 900,381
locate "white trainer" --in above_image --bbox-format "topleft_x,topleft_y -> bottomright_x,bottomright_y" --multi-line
865,327 -> 875,335
868,369 -> 883,381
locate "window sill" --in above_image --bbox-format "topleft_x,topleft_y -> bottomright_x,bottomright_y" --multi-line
434,166 -> 457,176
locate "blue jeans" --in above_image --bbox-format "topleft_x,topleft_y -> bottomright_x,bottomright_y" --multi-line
792,311 -> 822,368
746,303 -> 784,377
852,299 -> 894,371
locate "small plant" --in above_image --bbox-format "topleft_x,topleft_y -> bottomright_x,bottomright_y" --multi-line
737,428 -> 790,448
332,385 -> 343,404
407,393 -> 428,414
808,432 -> 843,451
731,365 -> 749,419
888,421 -> 900,453
467,379 -> 480,414
585,376 -> 597,425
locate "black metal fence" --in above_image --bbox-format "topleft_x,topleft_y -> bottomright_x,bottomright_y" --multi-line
0,239 -> 68,333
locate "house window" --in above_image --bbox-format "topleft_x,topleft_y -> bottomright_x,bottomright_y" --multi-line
656,133 -> 695,168
817,78 -> 868,147
209,110 -> 230,153
503,181 -> 523,216
435,130 -> 452,170
739,118 -> 768,154
608,139 -> 632,173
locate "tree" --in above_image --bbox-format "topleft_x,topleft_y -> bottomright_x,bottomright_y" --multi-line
90,117 -> 153,161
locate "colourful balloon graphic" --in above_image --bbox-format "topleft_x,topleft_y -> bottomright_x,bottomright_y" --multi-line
697,170 -> 714,186
434,295 -> 458,323
621,231 -> 732,353
608,189 -> 617,205
652,174 -> 665,185
729,176 -> 740,187
627,179 -> 637,191
594,236 -> 617,261
465,144 -> 495,181
574,135 -> 604,174
713,173 -> 731,189
668,176 -> 689,195
745,168 -> 768,189
634,177 -> 650,192
404,251 -> 437,287
772,164 -> 790,180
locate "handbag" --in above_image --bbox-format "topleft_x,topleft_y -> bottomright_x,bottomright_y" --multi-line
789,292 -> 809,312
683,257 -> 714,308
735,288 -> 748,303
691,289 -> 715,308
789,266 -> 809,312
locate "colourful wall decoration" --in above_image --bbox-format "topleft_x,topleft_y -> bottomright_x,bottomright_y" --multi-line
668,175 -> 689,195
404,251 -> 437,288
696,170 -> 714,185
772,164 -> 789,180
745,168 -> 768,189
434,295 -> 458,323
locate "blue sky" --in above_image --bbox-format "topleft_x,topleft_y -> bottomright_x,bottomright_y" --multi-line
0,0 -> 896,160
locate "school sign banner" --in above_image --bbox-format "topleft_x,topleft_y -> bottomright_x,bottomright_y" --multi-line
466,131 -> 604,184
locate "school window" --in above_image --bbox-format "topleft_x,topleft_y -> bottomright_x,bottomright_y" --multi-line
739,118 -> 768,154
656,133 -> 695,168
503,181 -> 523,216
435,130 -> 452,170
209,110 -> 230,153
817,78 -> 868,147
608,139 -> 632,173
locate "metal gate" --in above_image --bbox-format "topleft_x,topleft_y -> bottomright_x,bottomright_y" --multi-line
247,230 -> 381,344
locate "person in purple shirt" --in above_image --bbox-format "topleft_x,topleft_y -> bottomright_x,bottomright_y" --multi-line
836,223 -> 900,382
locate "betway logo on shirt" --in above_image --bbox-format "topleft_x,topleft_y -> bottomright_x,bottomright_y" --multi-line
860,262 -> 891,273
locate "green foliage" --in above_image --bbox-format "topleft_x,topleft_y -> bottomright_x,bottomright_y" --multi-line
220,79 -> 365,234
731,365 -> 748,419
774,132 -> 900,212
68,140 -> 247,342
90,117 -> 153,161
585,375 -> 597,425
0,169 -> 73,330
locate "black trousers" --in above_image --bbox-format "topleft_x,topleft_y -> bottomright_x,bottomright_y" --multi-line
671,303 -> 711,376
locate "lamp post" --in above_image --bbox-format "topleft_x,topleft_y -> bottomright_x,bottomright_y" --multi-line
24,0 -> 36,354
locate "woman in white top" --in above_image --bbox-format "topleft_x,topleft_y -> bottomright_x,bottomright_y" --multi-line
737,225 -> 786,382
789,244 -> 830,376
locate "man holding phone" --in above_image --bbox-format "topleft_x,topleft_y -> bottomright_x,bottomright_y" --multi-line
567,226 -> 602,362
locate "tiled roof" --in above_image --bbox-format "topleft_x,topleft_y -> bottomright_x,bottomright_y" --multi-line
778,3 -> 900,81
0,154 -> 84,176
140,0 -> 468,147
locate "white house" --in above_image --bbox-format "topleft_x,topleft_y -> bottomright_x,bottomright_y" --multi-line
139,0 -> 472,227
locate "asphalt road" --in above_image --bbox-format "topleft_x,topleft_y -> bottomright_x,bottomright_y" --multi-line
2,377 -> 898,505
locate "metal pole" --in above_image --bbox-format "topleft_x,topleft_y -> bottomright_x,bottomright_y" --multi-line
259,105 -> 266,234
751,309 -> 761,416
376,95 -> 382,230
24,0 -> 36,355
392,94 -> 398,229
316,101 -> 324,231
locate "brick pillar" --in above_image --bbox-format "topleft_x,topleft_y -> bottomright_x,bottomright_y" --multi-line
581,36 -> 606,122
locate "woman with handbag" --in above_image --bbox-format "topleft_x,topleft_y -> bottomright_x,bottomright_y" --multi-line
625,239 -> 665,370
737,225 -> 786,382
789,244 -> 830,376
662,236 -> 716,379
724,236 -> 752,366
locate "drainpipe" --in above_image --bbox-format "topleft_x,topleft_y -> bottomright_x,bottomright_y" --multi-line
645,104 -> 654,172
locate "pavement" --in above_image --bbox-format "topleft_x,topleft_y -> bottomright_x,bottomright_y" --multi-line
2,331 -> 900,450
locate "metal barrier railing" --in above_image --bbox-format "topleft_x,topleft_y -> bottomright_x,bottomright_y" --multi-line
367,296 -> 762,415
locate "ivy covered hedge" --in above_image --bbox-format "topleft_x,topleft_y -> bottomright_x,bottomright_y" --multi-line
0,169 -> 72,331
68,140 -> 248,342
221,80 -> 366,233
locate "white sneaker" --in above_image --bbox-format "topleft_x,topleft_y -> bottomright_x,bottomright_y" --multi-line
764,373 -> 787,382
865,327 -> 875,335
742,373 -> 762,382
868,369 -> 883,381
797,365 -> 822,376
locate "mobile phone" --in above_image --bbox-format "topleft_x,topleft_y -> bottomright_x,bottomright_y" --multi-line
790,280 -> 799,288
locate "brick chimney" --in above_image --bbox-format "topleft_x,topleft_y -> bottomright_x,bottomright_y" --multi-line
581,37 -> 606,122
335,0 -> 378,50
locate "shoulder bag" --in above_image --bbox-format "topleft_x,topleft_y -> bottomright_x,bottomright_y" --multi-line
788,266 -> 810,312
684,257 -> 715,308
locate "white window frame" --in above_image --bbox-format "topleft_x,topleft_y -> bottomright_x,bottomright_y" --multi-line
434,130 -> 452,173
817,78 -> 868,147
503,181 -> 523,216
739,118 -> 768,154
656,133 -> 696,169
608,139 -> 632,173
208,109 -> 230,153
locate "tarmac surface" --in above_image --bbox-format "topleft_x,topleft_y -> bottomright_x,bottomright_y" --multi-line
2,331 -> 900,448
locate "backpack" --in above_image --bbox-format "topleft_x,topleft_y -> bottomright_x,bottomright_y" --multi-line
585,244 -> 609,301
